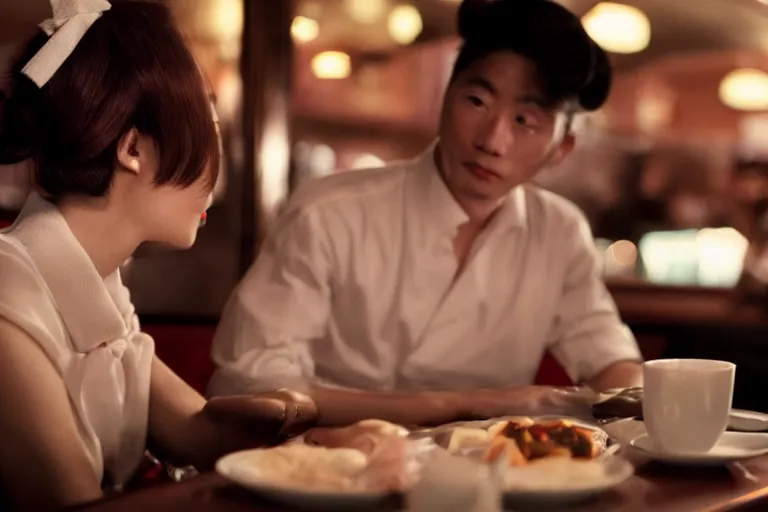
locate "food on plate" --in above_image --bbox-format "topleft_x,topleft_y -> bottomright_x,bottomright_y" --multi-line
303,420 -> 424,491
488,419 -> 598,460
356,435 -> 420,492
482,435 -> 528,466
502,456 -> 610,490
435,426 -> 492,453
304,419 -> 410,456
239,444 -> 368,490
438,417 -> 600,465
487,417 -> 535,437
237,423 -> 422,493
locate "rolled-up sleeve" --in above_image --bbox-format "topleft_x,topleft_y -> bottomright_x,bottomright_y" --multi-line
207,206 -> 333,396
547,213 -> 642,384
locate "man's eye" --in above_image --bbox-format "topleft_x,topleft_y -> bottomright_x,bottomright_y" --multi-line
515,114 -> 539,129
467,95 -> 484,107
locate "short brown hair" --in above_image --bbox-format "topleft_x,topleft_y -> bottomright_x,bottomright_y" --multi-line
0,0 -> 220,199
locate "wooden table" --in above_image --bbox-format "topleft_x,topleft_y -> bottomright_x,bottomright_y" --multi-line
574,455 -> 768,512
76,454 -> 768,512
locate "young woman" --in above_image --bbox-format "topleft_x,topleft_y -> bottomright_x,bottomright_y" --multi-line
0,1 -> 315,509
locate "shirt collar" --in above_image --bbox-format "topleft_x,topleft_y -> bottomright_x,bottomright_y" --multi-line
411,141 -> 469,234
7,193 -> 133,353
498,186 -> 528,230
409,140 -> 528,234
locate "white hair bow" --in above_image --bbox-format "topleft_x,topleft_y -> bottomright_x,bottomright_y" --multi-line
21,0 -> 112,87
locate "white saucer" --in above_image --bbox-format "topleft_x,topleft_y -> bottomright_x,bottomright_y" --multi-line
629,432 -> 768,466
730,409 -> 768,432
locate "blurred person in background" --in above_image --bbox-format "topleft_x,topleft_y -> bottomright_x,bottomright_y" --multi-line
730,160 -> 768,299
662,158 -> 768,414
0,1 -> 314,509
210,0 -> 642,425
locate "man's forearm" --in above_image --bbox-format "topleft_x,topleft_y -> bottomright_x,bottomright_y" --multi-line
586,361 -> 643,391
208,370 -> 475,427
308,384 -> 474,427
209,372 -> 622,428
306,383 -> 600,427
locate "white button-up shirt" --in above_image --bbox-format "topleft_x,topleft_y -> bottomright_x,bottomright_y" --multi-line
209,144 -> 641,395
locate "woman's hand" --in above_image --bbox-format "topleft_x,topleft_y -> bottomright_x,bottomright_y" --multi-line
203,389 -> 318,441
149,358 -> 317,469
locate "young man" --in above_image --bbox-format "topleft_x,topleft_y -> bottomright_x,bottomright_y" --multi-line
209,0 -> 642,425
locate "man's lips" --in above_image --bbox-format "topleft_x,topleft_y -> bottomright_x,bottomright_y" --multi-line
464,162 -> 501,181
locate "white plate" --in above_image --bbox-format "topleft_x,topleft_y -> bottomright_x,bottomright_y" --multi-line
415,415 -> 611,453
215,449 -> 395,511
629,432 -> 768,466
502,456 -> 635,507
604,417 -> 768,466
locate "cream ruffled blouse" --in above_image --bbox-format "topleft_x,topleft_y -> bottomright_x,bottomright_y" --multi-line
0,193 -> 154,488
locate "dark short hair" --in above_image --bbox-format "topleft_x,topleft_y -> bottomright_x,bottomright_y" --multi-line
451,0 -> 612,112
0,0 -> 220,199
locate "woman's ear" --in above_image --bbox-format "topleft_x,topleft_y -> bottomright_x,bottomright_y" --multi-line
116,128 -> 141,175
548,133 -> 575,168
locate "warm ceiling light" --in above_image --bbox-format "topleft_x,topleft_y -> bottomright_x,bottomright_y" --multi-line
719,68 -> 768,111
582,2 -> 651,54
388,4 -> 423,45
291,16 -> 319,43
345,0 -> 386,24
311,51 -> 351,79
208,0 -> 243,41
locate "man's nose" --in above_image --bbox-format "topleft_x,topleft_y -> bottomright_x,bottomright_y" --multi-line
473,115 -> 513,157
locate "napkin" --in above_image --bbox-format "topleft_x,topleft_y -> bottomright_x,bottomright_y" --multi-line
404,449 -> 505,512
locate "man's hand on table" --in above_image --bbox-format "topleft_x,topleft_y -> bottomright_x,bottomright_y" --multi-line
454,386 -> 599,421
461,361 -> 643,421
592,387 -> 643,419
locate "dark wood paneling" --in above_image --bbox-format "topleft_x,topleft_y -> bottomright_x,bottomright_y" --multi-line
125,0 -> 294,316
239,0 -> 293,270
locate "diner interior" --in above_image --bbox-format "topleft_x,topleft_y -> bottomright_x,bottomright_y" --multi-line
5,0 -> 768,510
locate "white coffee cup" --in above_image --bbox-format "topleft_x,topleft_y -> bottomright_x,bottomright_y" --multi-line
642,359 -> 735,454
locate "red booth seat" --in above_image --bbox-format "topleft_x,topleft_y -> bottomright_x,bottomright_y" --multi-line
144,323 -> 217,394
534,353 -> 573,386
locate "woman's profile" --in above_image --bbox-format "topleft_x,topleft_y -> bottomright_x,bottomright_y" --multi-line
0,0 -> 315,509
